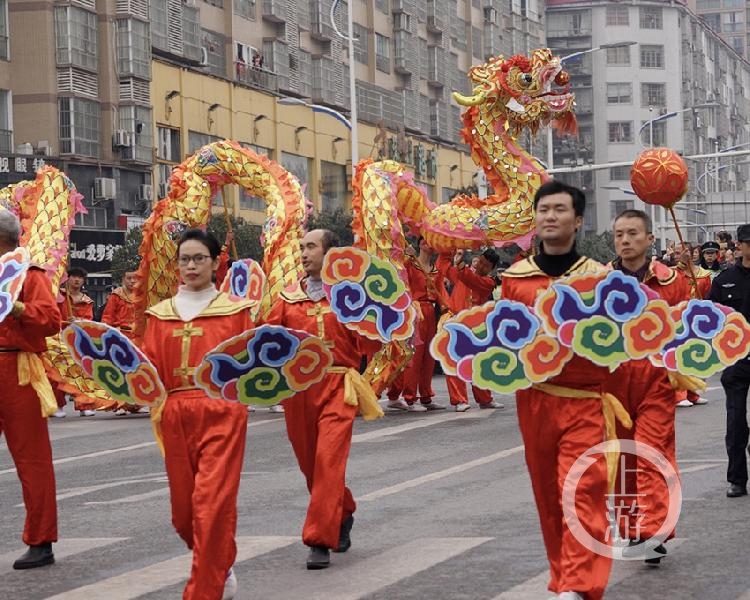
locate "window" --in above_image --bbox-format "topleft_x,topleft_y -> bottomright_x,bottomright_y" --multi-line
157,126 -> 180,162
606,45 -> 631,65
703,13 -> 720,31
641,120 -> 667,146
188,130 -> 220,155
201,28 -> 227,78
0,0 -> 8,61
233,0 -> 255,20
150,0 -> 168,51
281,151 -> 310,191
0,89 -> 10,152
55,5 -> 98,71
606,5 -> 628,26
640,45 -> 664,68
320,161 -> 348,212
375,0 -> 389,14
59,97 -> 100,157
116,19 -> 150,79
608,121 -> 632,143
641,83 -> 666,107
611,200 -> 634,221
239,143 -> 272,211
696,0 -> 720,8
609,166 -> 630,181
375,33 -> 390,73
639,7 -> 663,29
119,105 -> 153,163
353,23 -> 369,64
732,36 -> 744,55
607,83 -> 632,104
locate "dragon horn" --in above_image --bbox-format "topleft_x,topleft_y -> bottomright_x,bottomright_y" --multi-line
452,88 -> 487,106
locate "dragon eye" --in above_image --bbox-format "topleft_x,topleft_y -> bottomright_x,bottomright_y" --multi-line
520,73 -> 533,85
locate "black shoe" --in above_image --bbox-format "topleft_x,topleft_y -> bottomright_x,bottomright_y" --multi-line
622,539 -> 667,566
727,483 -> 748,497
334,515 -> 354,553
644,543 -> 667,567
306,545 -> 330,570
13,543 -> 55,570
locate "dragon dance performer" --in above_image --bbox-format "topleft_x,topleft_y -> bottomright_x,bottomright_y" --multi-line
0,212 -> 61,570
141,229 -> 256,600
52,266 -> 97,417
501,181 -> 625,600
264,228 -> 382,570
101,270 -> 148,416
605,209 -> 691,565
387,238 -> 448,412
436,247 -> 503,411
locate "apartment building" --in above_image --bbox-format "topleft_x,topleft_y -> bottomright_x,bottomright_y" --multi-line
689,0 -> 748,60
546,0 -> 750,243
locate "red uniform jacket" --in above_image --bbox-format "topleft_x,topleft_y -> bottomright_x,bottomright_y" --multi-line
100,287 -> 136,336
406,257 -> 448,308
58,290 -> 94,322
436,253 -> 496,314
0,268 -> 61,352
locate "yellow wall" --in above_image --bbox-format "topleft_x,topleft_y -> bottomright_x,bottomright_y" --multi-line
151,61 -> 476,224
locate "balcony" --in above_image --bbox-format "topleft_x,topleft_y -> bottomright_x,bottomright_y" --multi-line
235,62 -> 279,93
262,0 -> 287,22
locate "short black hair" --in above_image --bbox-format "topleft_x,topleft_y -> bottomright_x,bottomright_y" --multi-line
177,228 -> 221,259
717,230 -> 732,243
482,248 -> 500,268
533,180 -> 586,217
67,266 -> 88,278
614,209 -> 652,233
320,229 -> 339,253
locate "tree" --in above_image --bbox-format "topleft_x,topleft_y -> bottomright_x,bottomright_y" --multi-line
206,214 -> 263,261
578,230 -> 616,264
110,227 -> 143,282
306,208 -> 354,246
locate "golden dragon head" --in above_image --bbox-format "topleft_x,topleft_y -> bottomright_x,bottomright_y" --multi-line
453,48 -> 576,138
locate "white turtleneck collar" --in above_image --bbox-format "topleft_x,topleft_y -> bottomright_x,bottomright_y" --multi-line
174,285 -> 219,322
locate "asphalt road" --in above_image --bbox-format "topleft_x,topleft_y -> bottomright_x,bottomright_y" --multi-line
0,375 -> 747,600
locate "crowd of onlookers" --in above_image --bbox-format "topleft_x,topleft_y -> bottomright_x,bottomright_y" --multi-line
659,229 -> 737,272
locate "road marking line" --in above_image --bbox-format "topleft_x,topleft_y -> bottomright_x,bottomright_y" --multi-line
353,410 -> 493,442
491,538 -> 686,599
44,535 -> 297,600
0,538 -> 126,572
84,487 -> 170,505
358,445 -> 524,501
270,537 -> 493,600
679,463 -> 723,474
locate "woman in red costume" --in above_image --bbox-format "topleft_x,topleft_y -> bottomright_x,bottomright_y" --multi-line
141,229 -> 256,600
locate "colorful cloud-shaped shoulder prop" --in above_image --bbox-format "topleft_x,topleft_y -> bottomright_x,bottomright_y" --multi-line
534,270 -> 676,369
219,258 -> 266,320
322,246 -> 417,342
62,321 -> 166,407
430,300 -> 572,394
194,324 -> 334,406
0,246 -> 30,323
650,300 -> 750,377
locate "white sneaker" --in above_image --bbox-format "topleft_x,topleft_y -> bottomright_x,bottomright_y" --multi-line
247,405 -> 256,412
386,398 -> 410,410
114,408 -> 127,416
479,400 -> 505,409
222,567 -> 238,600
407,402 -> 428,412
51,409 -> 66,418
558,593 -> 584,600
79,409 -> 96,417
269,404 -> 284,413
676,399 -> 693,407
693,397 -> 709,405
454,403 -> 470,412
136,406 -> 150,414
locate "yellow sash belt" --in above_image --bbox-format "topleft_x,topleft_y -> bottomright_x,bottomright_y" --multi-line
532,382 -> 633,492
667,371 -> 706,393
329,366 -> 384,421
17,352 -> 57,418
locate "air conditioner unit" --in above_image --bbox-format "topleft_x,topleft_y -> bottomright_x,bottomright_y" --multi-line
113,129 -> 129,147
36,140 -> 52,156
93,177 -> 117,200
139,184 -> 153,202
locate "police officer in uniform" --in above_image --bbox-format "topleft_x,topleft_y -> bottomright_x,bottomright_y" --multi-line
709,224 -> 750,497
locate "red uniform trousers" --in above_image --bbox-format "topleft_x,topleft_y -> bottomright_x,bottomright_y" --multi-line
605,360 -> 678,541
0,354 -> 57,546
446,376 -> 492,406
516,388 -> 611,600
282,372 -> 357,549
402,300 -> 438,404
161,390 -> 247,600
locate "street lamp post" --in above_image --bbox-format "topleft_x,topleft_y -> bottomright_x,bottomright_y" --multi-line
546,41 -> 636,171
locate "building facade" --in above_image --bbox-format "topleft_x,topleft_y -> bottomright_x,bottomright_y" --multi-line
546,0 -> 750,243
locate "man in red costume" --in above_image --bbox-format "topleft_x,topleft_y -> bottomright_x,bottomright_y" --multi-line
53,266 -> 97,417
0,212 -> 61,569
605,209 -> 690,565
387,238 -> 447,411
142,229 -> 255,600
501,180 -> 618,600
265,228 -> 382,570
437,248 -> 503,411
102,270 -> 148,415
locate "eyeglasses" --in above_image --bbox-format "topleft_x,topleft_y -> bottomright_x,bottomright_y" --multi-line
178,254 -> 211,266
